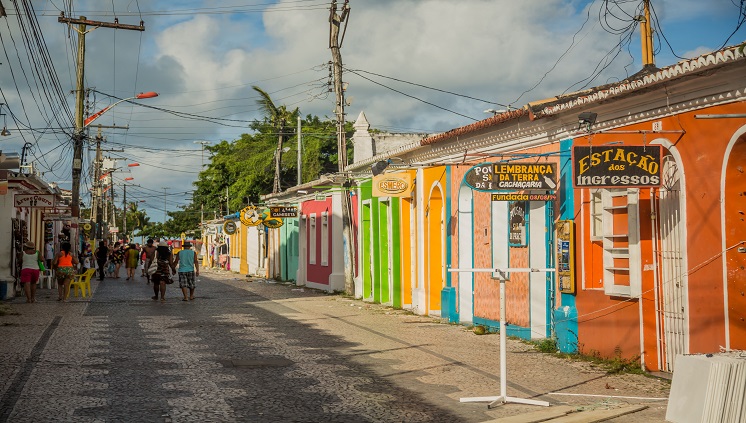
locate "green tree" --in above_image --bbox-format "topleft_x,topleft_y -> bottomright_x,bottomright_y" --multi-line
190,87 -> 352,217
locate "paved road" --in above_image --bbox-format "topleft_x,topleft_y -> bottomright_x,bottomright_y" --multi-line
0,270 -> 670,422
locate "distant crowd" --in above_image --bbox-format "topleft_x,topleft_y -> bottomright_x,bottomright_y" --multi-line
20,238 -> 199,303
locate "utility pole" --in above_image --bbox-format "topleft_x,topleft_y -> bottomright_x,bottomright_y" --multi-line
122,184 -> 127,242
297,113 -> 302,185
162,187 -> 168,223
329,0 -> 355,295
640,0 -> 655,69
58,13 -> 144,256
92,126 -> 127,242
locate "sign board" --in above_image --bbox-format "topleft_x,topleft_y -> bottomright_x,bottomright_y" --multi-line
14,194 -> 55,208
239,206 -> 264,226
491,193 -> 556,202
508,201 -> 528,246
269,206 -> 298,218
465,162 -> 557,191
314,194 -> 326,201
109,226 -> 119,233
372,172 -> 414,197
556,220 -> 576,294
223,221 -> 237,234
43,214 -> 72,221
573,145 -> 661,188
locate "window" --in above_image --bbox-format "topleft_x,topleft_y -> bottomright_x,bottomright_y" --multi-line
599,188 -> 641,297
309,214 -> 317,265
320,212 -> 329,266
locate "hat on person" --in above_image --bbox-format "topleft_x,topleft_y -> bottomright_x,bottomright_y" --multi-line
158,241 -> 168,247
183,242 -> 192,248
23,241 -> 35,249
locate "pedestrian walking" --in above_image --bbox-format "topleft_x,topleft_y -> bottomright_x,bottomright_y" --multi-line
124,243 -> 139,281
173,241 -> 199,301
151,241 -> 175,303
44,240 -> 54,269
53,242 -> 78,302
94,240 -> 109,281
142,239 -> 156,283
111,243 -> 124,278
20,241 -> 43,303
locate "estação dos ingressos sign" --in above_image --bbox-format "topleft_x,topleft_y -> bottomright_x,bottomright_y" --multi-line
573,145 -> 661,188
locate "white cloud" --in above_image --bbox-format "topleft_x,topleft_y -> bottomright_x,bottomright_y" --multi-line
0,0 -> 743,223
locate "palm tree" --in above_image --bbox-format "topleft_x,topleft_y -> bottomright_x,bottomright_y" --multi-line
252,86 -> 298,193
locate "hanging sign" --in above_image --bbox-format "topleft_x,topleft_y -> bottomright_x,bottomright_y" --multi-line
372,172 -> 414,197
223,221 -> 237,234
269,206 -> 298,218
465,162 -> 557,192
262,216 -> 284,229
573,145 -> 661,188
239,206 -> 264,226
508,201 -> 528,246
14,194 -> 56,208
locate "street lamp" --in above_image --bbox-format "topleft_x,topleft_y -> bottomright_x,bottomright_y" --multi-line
73,91 -> 157,256
84,92 -> 159,127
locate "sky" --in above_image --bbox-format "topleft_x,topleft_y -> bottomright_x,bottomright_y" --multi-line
0,0 -> 744,224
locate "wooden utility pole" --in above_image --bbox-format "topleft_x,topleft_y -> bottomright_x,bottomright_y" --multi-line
329,0 -> 355,295
58,12 -> 144,255
640,0 -> 655,68
93,129 -> 103,240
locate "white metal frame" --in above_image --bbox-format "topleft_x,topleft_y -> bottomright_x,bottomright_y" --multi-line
449,267 -> 554,408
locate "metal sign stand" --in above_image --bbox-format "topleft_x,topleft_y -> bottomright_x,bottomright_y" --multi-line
448,267 -> 555,408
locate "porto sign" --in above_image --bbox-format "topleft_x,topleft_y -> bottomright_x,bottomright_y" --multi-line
573,145 -> 661,188
465,162 -> 557,192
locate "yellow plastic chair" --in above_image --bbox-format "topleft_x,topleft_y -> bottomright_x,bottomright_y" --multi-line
67,268 -> 96,298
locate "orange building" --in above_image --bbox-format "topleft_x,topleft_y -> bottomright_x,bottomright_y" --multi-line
534,46 -> 746,372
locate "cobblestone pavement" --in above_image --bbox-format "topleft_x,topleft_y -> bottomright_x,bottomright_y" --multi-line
0,269 -> 670,422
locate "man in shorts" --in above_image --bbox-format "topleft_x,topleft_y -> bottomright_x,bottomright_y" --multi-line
173,242 -> 199,301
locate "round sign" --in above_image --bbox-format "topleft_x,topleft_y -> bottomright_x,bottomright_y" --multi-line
82,223 -> 92,231
223,221 -> 237,234
239,206 -> 263,226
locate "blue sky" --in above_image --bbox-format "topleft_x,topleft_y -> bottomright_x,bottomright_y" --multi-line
0,0 -> 744,223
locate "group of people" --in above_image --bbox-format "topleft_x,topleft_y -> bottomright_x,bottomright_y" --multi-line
19,238 -> 200,303
20,240 -> 79,303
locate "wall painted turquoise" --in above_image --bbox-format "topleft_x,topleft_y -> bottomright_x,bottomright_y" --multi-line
554,139 -> 579,353
280,218 -> 299,281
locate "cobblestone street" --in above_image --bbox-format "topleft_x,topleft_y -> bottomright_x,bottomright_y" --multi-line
0,269 -> 670,422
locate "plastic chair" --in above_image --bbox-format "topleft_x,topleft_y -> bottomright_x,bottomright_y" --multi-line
67,268 -> 96,298
38,270 -> 56,289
